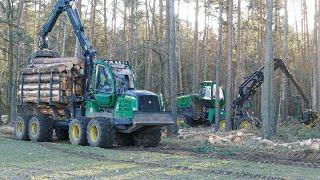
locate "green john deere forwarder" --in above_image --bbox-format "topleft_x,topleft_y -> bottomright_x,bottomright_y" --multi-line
14,0 -> 173,148
177,59 -> 319,130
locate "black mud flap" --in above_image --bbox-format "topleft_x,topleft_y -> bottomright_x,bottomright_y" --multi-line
133,112 -> 174,126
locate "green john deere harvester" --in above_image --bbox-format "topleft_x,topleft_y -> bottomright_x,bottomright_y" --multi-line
177,59 -> 319,131
177,81 -> 226,128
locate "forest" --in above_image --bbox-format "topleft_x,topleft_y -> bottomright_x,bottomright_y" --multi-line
1,0 -> 320,178
0,0 -> 320,136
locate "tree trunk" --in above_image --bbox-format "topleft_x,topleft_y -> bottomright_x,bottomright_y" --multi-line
9,0 -> 24,122
316,0 -> 320,111
235,0 -> 241,96
90,0 -> 96,47
103,0 -> 108,56
225,0 -> 233,131
312,0 -> 318,111
74,0 -> 82,57
123,0 -> 128,60
262,0 -> 276,139
176,0 -> 183,92
215,1 -> 223,131
192,0 -> 199,92
145,0 -> 153,90
61,14 -> 67,57
130,0 -> 136,66
166,0 -> 177,136
111,0 -> 118,58
7,0 -> 14,121
278,0 -> 289,123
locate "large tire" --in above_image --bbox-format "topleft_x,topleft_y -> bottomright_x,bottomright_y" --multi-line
116,133 -> 134,146
69,118 -> 88,145
28,115 -> 53,142
87,118 -> 115,148
218,118 -> 226,131
55,127 -> 69,141
236,117 -> 253,130
177,114 -> 193,127
14,115 -> 31,140
134,127 -> 161,147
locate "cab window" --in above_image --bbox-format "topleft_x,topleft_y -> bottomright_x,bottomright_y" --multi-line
95,65 -> 113,93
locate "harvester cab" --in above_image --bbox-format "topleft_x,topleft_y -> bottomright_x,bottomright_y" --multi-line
198,81 -> 224,101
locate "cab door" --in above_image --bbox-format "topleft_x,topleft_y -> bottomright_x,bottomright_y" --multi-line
93,64 -> 116,107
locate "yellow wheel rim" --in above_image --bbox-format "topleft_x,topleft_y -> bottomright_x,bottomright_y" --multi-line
239,120 -> 251,130
176,117 -> 185,127
30,122 -> 38,136
16,121 -> 23,135
219,120 -> 226,131
89,125 -> 98,142
71,124 -> 80,140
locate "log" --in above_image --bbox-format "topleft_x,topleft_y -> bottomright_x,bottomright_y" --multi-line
21,65 -> 67,75
21,83 -> 60,90
30,57 -> 80,65
73,64 -> 81,70
22,96 -> 61,103
23,74 -> 65,83
19,90 -> 60,97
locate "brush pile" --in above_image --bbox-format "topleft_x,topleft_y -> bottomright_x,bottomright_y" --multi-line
18,57 -> 84,104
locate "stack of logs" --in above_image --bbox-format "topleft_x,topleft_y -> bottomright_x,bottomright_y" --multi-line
19,57 -> 84,104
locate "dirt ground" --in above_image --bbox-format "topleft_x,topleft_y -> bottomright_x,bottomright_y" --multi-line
1,125 -> 320,179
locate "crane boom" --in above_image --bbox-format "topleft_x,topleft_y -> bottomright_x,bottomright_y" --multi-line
234,58 -> 310,110
233,58 -> 318,125
37,0 -> 95,97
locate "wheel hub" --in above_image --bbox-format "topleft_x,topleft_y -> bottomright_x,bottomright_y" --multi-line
239,120 -> 251,130
71,124 -> 80,140
176,117 -> 185,127
89,125 -> 98,142
16,121 -> 23,135
30,122 -> 38,136
219,120 -> 226,131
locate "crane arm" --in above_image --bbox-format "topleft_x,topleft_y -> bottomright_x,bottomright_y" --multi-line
273,58 -> 310,108
38,0 -> 95,95
39,0 -> 95,56
234,58 -> 310,110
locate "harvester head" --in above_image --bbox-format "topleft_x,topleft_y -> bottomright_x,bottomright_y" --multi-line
302,109 -> 320,127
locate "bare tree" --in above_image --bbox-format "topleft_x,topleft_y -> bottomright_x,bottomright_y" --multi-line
215,0 -> 223,131
9,0 -> 25,122
262,0 -> 276,139
90,0 -> 96,47
235,0 -> 241,95
225,0 -> 233,131
166,0 -> 177,136
312,0 -> 318,111
74,0 -> 82,57
192,0 -> 199,92
317,0 -> 320,111
278,0 -> 289,123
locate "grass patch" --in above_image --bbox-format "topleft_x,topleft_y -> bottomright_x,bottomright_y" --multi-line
276,123 -> 320,142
